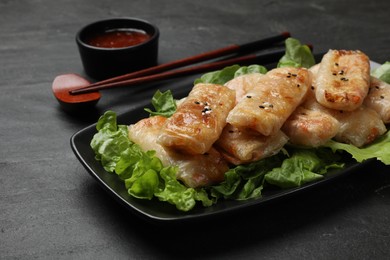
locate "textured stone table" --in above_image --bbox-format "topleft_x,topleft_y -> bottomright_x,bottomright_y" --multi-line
1,0 -> 390,258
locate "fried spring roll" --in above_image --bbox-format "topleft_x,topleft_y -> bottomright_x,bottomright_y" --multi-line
226,67 -> 311,136
282,106 -> 340,147
304,97 -> 387,147
128,116 -> 229,188
157,83 -> 236,155
315,50 -> 370,111
331,106 -> 387,147
215,124 -> 288,165
364,77 -> 390,123
224,73 -> 265,103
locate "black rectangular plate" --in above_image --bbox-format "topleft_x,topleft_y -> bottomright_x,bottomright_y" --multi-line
70,61 -> 380,223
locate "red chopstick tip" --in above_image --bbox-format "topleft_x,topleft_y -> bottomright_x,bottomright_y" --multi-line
282,31 -> 291,38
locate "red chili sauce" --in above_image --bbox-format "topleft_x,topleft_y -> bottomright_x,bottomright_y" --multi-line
86,29 -> 151,48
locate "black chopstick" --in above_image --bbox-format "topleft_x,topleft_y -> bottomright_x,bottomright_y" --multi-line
70,49 -> 286,95
69,32 -> 291,94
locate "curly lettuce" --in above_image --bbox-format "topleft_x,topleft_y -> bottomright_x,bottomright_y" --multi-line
144,89 -> 177,117
323,131 -> 390,165
372,61 -> 390,83
90,111 -> 212,211
277,37 -> 315,68
194,64 -> 267,85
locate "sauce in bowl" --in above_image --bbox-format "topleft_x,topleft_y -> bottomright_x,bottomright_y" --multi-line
85,29 -> 151,48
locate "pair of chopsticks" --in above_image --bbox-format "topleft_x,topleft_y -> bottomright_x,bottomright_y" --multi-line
70,32 -> 291,95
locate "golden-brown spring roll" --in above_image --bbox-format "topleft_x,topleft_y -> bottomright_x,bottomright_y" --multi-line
157,83 -> 236,155
224,73 -> 264,104
128,116 -> 229,188
330,106 -> 387,147
215,124 -> 288,165
226,67 -> 311,136
282,106 -> 340,147
304,97 -> 387,147
315,50 -> 370,111
364,77 -> 390,123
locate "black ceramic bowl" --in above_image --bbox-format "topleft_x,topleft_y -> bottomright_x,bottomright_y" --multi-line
76,18 -> 159,80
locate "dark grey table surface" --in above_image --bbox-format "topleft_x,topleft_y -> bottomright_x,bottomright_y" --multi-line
1,0 -> 390,259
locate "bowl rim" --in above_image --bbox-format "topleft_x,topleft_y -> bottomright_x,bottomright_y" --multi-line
75,17 -> 160,51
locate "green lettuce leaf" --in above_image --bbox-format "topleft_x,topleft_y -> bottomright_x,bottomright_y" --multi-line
90,111 -> 212,211
123,150 -> 164,199
90,111 -> 132,172
194,65 -> 240,85
211,155 -> 282,200
277,38 -> 315,68
233,64 -> 268,78
264,149 -> 344,189
127,169 -> 159,200
372,61 -> 390,83
210,170 -> 242,199
155,167 -> 213,211
323,131 -> 390,165
194,64 -> 267,85
211,148 -> 344,199
144,89 -> 177,117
